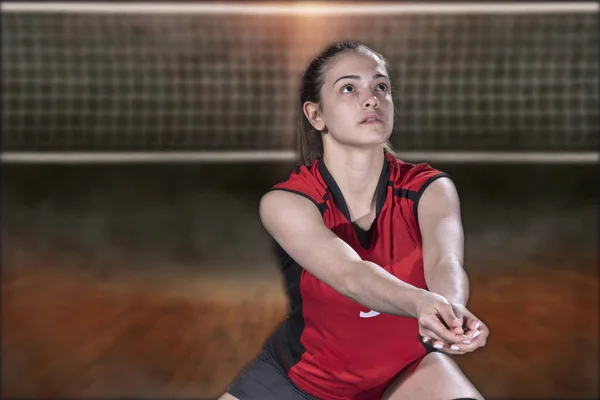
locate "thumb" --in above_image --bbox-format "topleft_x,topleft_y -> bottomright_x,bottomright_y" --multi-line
451,325 -> 464,335
451,306 -> 466,334
467,319 -> 481,332
440,304 -> 462,331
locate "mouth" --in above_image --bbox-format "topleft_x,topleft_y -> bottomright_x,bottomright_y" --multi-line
360,114 -> 383,124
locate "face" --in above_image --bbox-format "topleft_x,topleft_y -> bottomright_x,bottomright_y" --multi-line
304,51 -> 394,149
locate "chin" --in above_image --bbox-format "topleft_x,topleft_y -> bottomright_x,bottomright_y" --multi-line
352,138 -> 392,149
357,129 -> 392,146
332,126 -> 391,147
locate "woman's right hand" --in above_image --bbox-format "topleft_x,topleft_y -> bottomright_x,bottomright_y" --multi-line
415,291 -> 469,348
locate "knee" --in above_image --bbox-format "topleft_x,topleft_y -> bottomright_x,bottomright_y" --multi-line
218,394 -> 240,400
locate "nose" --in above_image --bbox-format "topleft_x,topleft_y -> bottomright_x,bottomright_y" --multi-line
362,94 -> 380,109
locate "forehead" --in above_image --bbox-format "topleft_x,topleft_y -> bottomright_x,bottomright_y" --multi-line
324,51 -> 388,83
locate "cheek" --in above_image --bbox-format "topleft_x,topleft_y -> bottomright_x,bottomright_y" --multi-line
381,93 -> 393,107
326,100 -> 355,124
382,97 -> 394,118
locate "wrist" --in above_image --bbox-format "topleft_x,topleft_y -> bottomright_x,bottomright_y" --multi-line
426,285 -> 467,307
410,288 -> 439,318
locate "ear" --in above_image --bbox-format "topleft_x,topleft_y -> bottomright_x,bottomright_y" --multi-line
303,101 -> 325,131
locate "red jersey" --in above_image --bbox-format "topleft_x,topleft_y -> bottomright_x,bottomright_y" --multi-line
265,153 -> 449,400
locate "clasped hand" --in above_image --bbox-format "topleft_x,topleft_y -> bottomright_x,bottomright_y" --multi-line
416,293 -> 489,355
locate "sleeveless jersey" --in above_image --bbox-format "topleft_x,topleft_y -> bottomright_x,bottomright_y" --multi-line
265,153 -> 450,400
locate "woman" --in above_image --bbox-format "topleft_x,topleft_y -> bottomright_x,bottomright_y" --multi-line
219,40 -> 489,400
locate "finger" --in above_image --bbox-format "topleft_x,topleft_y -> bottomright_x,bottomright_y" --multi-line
423,332 -> 472,351
422,317 -> 467,344
451,306 -> 469,330
421,336 -> 455,353
434,342 -> 466,355
455,326 -> 490,352
439,305 -> 463,331
422,331 -> 473,353
445,339 -> 481,354
451,325 -> 464,335
466,318 -> 481,332
469,328 -> 482,341
477,324 -> 490,344
470,322 -> 489,342
420,328 -> 449,344
420,326 -> 469,345
464,319 -> 485,340
432,339 -> 445,350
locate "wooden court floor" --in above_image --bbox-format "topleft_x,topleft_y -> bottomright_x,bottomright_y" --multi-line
2,254 -> 597,399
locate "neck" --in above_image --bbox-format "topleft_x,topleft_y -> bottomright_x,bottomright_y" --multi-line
323,144 -> 386,220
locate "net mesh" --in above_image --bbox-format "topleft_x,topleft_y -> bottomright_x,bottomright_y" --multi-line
2,9 -> 598,152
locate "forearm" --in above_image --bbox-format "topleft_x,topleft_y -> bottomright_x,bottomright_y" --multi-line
342,260 -> 429,318
425,255 -> 469,306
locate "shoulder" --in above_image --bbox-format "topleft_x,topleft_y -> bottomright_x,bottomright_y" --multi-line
386,155 -> 456,223
259,188 -> 323,225
388,155 -> 450,194
259,173 -> 329,238
269,160 -> 329,213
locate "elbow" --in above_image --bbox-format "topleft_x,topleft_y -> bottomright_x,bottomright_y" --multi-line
425,254 -> 464,278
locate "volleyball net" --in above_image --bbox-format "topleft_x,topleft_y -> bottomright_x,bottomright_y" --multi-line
2,2 -> 598,163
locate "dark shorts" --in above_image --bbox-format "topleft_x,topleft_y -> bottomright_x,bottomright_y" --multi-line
227,335 -> 438,399
226,345 -> 319,400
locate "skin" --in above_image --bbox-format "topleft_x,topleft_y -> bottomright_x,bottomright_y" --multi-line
219,50 -> 489,400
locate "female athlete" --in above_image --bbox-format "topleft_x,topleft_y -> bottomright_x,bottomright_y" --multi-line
219,40 -> 489,400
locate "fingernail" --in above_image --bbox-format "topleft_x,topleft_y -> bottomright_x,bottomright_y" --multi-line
422,337 -> 430,343
434,344 -> 443,349
475,321 -> 481,329
462,340 -> 471,344
472,330 -> 481,339
451,345 -> 460,351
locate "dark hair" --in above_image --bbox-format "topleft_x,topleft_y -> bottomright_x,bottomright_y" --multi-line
297,40 -> 395,165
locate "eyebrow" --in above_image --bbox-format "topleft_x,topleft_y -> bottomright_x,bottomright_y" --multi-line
333,73 -> 389,87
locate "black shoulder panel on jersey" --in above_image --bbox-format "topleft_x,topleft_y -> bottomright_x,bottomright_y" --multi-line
390,181 -> 420,203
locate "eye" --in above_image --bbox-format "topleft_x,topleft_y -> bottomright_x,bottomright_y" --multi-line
340,84 -> 354,94
375,82 -> 389,92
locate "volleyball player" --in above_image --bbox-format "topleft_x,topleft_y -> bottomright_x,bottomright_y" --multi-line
219,40 -> 489,400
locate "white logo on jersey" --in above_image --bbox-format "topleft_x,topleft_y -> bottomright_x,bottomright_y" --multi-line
359,310 -> 381,318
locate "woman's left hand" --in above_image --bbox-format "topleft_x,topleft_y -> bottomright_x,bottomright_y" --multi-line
422,304 -> 489,355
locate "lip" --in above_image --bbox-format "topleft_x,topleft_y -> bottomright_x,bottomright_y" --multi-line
359,114 -> 383,124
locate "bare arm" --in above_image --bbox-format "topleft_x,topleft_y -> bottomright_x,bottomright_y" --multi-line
418,177 -> 469,307
418,178 -> 491,354
259,190 -> 428,318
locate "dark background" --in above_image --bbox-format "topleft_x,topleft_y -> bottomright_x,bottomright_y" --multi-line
2,3 -> 598,399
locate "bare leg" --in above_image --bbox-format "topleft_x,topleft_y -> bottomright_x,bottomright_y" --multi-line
217,394 -> 240,400
382,352 -> 484,400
